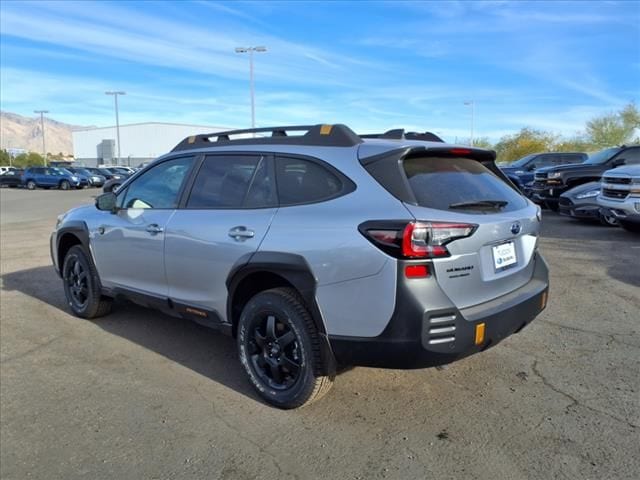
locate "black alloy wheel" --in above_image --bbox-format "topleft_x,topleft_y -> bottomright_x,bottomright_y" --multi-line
248,313 -> 302,390
65,255 -> 89,310
62,245 -> 112,318
237,288 -> 334,409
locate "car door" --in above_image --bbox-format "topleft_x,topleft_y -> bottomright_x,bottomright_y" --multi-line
164,153 -> 278,323
90,156 -> 196,297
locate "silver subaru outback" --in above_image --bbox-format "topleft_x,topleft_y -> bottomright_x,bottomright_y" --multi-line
51,124 -> 549,409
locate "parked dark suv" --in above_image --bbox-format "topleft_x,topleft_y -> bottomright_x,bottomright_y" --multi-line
22,167 -> 83,190
531,145 -> 640,210
51,124 -> 549,408
500,152 -> 586,195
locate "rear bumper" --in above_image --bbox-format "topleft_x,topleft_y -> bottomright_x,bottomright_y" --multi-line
329,254 -> 549,369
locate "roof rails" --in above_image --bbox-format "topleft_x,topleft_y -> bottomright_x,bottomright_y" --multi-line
171,124 -> 363,152
360,129 -> 444,143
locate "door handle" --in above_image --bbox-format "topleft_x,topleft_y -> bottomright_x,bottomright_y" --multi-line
228,226 -> 255,241
146,224 -> 164,234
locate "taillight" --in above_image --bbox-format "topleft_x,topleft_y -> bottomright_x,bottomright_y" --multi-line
359,221 -> 477,259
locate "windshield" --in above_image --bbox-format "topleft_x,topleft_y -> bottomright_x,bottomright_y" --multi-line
509,154 -> 537,168
98,168 -> 113,176
584,147 -> 621,165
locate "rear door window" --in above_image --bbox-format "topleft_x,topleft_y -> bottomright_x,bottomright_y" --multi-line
186,154 -> 276,209
403,156 -> 528,212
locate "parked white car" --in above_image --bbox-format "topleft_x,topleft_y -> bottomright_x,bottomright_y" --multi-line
597,165 -> 640,233
0,166 -> 17,175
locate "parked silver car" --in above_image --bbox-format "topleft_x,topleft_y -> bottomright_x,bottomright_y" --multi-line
51,124 -> 549,408
597,165 -> 640,232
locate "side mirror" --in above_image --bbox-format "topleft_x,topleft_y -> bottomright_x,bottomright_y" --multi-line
612,158 -> 625,167
95,192 -> 117,212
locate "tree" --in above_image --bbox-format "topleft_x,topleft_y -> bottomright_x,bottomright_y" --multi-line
472,137 -> 493,149
586,102 -> 640,148
0,149 -> 11,166
493,128 -> 558,163
13,152 -> 44,168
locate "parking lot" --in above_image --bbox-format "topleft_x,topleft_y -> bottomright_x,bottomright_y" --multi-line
1,187 -> 638,480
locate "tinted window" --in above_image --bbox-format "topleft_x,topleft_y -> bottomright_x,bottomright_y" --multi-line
618,148 -> 640,165
533,155 -> 554,168
187,155 -> 274,208
276,157 -> 343,205
120,157 -> 193,209
403,156 -> 528,212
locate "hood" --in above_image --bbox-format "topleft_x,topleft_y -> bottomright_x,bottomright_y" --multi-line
536,163 -> 592,174
560,181 -> 601,199
602,165 -> 640,177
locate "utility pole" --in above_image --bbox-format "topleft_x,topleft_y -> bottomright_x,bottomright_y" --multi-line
34,110 -> 49,165
235,46 -> 267,130
105,91 -> 126,163
464,100 -> 475,146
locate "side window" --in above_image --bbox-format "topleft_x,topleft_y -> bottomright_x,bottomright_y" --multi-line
186,155 -> 275,208
532,156 -> 551,168
621,148 -> 640,165
275,157 -> 344,206
119,157 -> 194,209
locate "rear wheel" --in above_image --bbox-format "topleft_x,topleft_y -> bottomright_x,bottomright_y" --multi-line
62,245 -> 112,318
60,180 -> 70,190
26,180 -> 36,190
237,288 -> 333,409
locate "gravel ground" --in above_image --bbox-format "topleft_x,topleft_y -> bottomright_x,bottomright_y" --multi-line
1,188 -> 639,480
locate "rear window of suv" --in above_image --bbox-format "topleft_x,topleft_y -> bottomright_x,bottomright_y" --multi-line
403,156 -> 528,212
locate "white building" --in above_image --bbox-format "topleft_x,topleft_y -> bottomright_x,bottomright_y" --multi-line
72,122 -> 231,166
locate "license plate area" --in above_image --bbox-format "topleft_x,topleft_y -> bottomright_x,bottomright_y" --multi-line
492,241 -> 517,271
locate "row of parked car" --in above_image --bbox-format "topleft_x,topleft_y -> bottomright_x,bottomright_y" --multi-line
0,165 -> 137,192
499,145 -> 640,233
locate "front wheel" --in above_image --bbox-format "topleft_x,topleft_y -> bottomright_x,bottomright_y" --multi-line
62,245 -> 113,318
60,180 -> 70,190
26,180 -> 36,190
237,288 -> 334,409
599,211 -> 618,227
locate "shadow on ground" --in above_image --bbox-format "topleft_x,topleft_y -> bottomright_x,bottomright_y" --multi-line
1,265 -> 262,403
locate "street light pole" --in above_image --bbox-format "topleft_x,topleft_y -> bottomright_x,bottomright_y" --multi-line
464,100 -> 475,146
105,91 -> 126,163
235,46 -> 267,130
34,110 -> 49,165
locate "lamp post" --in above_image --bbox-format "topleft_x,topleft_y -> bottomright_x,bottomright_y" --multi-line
235,46 -> 267,130
34,110 -> 49,165
105,91 -> 126,163
464,100 -> 475,146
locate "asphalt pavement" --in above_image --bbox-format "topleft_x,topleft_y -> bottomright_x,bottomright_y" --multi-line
1,188 -> 639,480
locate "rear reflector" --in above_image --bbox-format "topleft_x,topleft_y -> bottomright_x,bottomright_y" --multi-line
474,323 -> 485,345
404,265 -> 429,278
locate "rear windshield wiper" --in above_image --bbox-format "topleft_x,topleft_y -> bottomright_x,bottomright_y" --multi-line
449,200 -> 508,210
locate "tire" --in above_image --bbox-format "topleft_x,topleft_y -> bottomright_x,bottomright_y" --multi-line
237,287 -> 334,409
619,220 -> 640,233
599,211 -> 618,227
26,180 -> 36,190
62,245 -> 112,319
60,180 -> 70,190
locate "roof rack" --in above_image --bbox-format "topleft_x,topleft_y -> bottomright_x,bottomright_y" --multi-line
171,124 -> 363,152
360,129 -> 444,143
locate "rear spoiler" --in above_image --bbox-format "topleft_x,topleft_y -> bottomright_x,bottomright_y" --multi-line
359,146 -> 516,205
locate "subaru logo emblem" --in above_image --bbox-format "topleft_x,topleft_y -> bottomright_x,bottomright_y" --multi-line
510,222 -> 521,235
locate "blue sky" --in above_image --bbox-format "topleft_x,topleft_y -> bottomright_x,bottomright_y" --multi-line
1,0 -> 639,142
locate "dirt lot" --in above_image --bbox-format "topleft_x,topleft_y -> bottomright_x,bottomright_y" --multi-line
1,188 -> 639,480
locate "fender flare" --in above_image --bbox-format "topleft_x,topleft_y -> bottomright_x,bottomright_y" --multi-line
226,251 -> 336,375
55,221 -> 90,275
